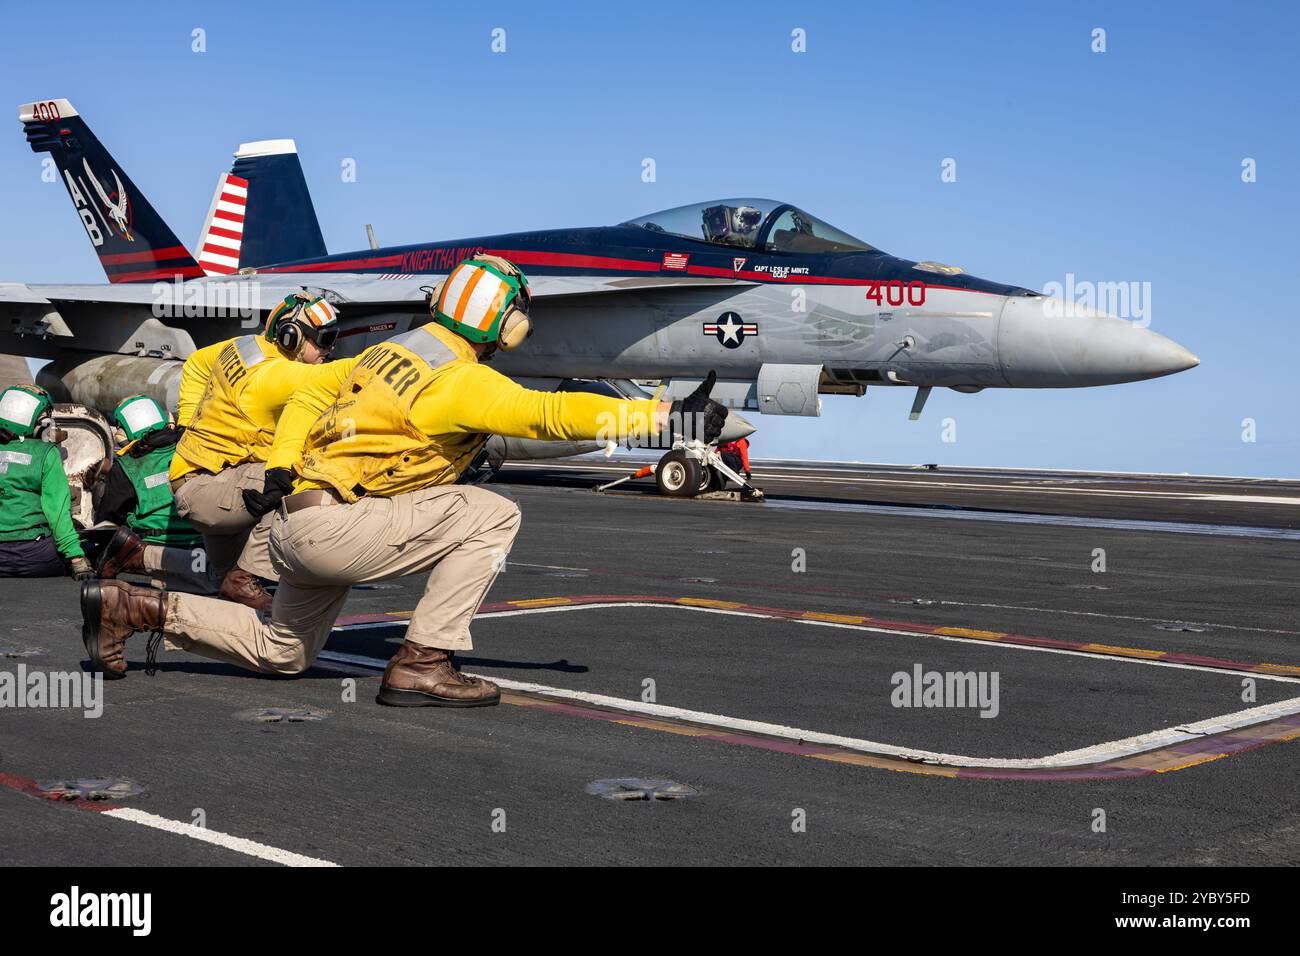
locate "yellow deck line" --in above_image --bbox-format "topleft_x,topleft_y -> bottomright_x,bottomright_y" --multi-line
1079,642 -> 1167,660
801,611 -> 868,625
935,626 -> 1006,640
507,597 -> 574,608
1154,753 -> 1227,773
1252,662 -> 1300,677
675,597 -> 747,610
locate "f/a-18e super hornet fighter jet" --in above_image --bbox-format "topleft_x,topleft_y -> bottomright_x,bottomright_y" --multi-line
3,99 -> 1198,495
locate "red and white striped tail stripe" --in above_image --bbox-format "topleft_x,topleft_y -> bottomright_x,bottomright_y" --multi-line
196,173 -> 248,276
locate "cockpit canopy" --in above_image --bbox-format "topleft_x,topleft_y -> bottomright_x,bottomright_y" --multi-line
621,198 -> 875,254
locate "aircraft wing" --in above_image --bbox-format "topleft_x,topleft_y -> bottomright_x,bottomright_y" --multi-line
10,272 -> 756,313
0,282 -> 54,305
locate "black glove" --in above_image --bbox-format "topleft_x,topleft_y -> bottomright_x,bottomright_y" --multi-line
668,370 -> 728,444
242,468 -> 295,518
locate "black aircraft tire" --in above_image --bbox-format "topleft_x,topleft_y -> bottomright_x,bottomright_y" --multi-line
656,450 -> 701,498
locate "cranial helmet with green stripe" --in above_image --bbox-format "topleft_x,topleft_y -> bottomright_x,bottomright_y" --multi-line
114,394 -> 170,442
431,256 -> 532,349
0,384 -> 53,438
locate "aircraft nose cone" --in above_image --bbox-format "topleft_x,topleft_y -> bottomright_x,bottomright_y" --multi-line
1146,338 -> 1200,375
998,295 -> 1200,387
719,409 -> 757,442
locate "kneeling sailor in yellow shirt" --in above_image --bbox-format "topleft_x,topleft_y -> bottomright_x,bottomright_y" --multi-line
167,292 -> 349,610
80,256 -> 727,705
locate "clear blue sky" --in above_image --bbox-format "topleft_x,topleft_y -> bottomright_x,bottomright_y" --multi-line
3,1 -> 1296,476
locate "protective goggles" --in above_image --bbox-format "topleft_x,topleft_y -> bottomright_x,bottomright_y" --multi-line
300,321 -> 339,351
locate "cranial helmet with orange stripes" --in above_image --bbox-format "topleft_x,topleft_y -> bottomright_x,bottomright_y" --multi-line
265,291 -> 340,356
430,255 -> 531,352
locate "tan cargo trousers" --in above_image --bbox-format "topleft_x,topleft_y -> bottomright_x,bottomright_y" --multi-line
171,462 -> 277,582
161,484 -> 521,675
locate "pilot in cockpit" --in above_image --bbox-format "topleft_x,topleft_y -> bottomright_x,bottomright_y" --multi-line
701,204 -> 763,247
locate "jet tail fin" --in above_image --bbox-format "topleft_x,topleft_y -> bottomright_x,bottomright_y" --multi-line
195,172 -> 249,276
20,99 -> 202,283
215,139 -> 327,269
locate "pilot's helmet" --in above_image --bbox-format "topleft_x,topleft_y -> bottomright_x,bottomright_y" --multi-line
113,394 -> 171,444
429,255 -> 532,352
0,384 -> 53,439
702,204 -> 763,245
733,206 -> 762,237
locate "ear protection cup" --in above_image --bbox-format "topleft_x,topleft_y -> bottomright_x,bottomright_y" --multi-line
276,319 -> 303,355
497,307 -> 531,350
266,292 -> 338,357
265,294 -> 300,344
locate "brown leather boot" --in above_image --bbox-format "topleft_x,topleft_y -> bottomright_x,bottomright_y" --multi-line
219,568 -> 273,612
80,579 -> 166,679
95,527 -> 146,579
377,642 -> 500,708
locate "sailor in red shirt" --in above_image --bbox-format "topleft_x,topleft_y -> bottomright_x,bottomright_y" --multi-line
717,436 -> 750,479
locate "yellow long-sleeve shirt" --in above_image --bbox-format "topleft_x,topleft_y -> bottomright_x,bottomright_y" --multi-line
171,335 -> 355,480
266,324 -> 659,491
175,339 -> 223,428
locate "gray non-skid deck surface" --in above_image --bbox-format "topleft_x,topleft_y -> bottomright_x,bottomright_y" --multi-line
1,468 -> 1297,865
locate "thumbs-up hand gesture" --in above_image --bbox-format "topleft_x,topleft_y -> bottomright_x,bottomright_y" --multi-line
668,371 -> 728,444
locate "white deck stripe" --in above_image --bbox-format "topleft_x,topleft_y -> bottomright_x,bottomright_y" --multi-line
507,461 -> 1300,504
558,457 -> 1299,484
935,598 -> 1300,637
322,603 -> 1300,770
504,562 -> 1298,637
101,808 -> 339,867
760,496 -> 1300,541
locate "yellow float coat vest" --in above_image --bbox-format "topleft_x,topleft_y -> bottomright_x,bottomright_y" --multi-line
297,326 -> 482,501
171,335 -> 283,479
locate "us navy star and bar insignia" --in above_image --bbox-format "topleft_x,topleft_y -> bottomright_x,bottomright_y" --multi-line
703,311 -> 757,348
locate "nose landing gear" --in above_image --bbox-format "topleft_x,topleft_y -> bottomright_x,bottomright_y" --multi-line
595,442 -> 763,500
653,441 -> 763,500
654,449 -> 704,497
